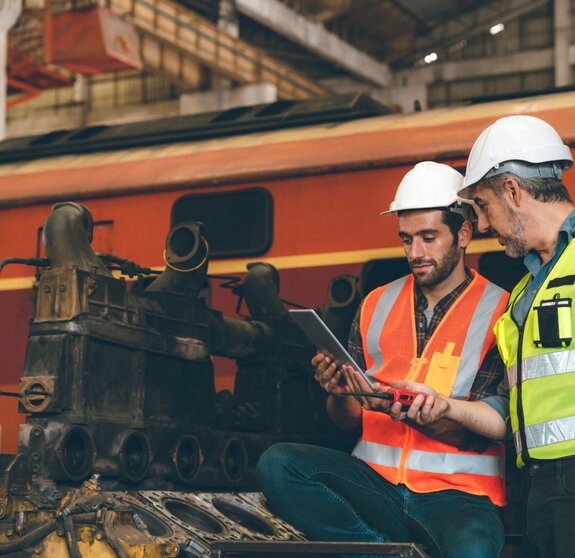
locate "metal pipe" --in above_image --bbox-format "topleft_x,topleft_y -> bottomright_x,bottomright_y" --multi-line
43,202 -> 112,276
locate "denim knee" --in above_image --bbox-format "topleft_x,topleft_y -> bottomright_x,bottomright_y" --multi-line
256,443 -> 298,500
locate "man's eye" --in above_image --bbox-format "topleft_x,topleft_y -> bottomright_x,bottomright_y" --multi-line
423,237 -> 435,243
402,238 -> 412,245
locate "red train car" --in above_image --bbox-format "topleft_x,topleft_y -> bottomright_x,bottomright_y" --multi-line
1,91 -> 575,457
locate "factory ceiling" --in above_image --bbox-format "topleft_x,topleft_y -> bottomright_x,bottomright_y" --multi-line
175,0 -> 546,80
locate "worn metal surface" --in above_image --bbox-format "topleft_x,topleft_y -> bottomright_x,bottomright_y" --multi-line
0,200 -> 365,556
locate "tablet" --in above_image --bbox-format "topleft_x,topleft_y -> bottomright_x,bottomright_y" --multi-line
289,308 -> 375,388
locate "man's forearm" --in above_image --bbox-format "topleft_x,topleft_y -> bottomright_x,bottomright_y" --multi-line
445,399 -> 507,440
326,394 -> 362,431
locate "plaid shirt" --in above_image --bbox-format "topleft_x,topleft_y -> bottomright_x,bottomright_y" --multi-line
348,268 -> 505,401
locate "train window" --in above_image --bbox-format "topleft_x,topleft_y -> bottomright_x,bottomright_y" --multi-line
477,251 -> 527,292
360,258 -> 411,296
171,188 -> 273,259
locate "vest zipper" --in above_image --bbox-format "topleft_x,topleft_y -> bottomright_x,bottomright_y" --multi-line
515,322 -> 530,464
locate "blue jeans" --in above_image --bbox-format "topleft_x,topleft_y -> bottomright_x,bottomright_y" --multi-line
256,443 -> 504,558
526,457 -> 575,558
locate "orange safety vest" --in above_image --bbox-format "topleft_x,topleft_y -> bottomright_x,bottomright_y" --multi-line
352,271 -> 508,506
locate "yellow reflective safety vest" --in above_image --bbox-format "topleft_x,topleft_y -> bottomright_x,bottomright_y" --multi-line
495,238 -> 575,467
353,271 -> 508,506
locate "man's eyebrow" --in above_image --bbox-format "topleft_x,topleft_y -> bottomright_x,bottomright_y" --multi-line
398,228 -> 440,237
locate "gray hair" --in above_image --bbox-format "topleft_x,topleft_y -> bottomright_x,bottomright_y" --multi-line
479,172 -> 572,203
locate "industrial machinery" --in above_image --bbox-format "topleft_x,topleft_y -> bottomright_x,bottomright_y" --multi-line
0,202 -> 430,557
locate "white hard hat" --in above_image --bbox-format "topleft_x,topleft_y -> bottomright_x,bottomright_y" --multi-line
462,115 -> 573,190
381,161 -> 470,215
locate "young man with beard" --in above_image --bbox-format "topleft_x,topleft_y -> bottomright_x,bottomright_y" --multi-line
256,161 -> 510,558
407,116 -> 575,558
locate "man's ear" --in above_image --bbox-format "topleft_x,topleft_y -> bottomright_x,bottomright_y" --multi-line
458,220 -> 473,249
503,176 -> 523,208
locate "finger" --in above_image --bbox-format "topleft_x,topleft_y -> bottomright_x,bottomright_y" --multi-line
327,369 -> 343,388
353,370 -> 374,393
315,358 -> 335,376
318,369 -> 338,393
391,379 -> 434,397
311,353 -> 324,367
418,394 -> 436,422
342,366 -> 371,407
315,362 -> 338,388
406,394 -> 426,421
316,355 -> 332,373
314,359 -> 336,381
341,366 -> 358,388
389,401 -> 406,420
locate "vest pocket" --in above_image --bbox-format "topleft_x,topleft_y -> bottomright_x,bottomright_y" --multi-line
533,294 -> 572,348
425,342 -> 460,396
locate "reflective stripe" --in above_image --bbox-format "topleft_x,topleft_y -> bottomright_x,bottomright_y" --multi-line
522,416 -> 575,449
507,364 -> 517,389
353,440 -> 402,468
452,281 -> 506,398
365,276 -> 408,377
353,439 -> 503,478
521,349 -> 575,381
513,430 -> 522,453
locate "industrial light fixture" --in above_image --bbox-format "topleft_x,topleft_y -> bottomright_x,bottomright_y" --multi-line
489,23 -> 505,35
424,52 -> 438,64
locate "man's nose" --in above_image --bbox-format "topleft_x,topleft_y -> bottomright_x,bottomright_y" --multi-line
408,238 -> 426,259
476,212 -> 491,234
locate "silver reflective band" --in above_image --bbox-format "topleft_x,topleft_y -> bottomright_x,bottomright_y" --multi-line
365,276 -> 408,376
507,364 -> 517,388
453,281 -> 506,398
483,160 -> 564,181
520,349 -> 575,382
353,441 -> 402,468
353,440 -> 503,478
522,416 -> 575,449
513,430 -> 522,453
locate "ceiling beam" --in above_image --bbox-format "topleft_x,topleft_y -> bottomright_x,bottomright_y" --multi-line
401,0 -> 549,66
235,0 -> 391,87
395,46 -> 556,85
395,43 -> 575,85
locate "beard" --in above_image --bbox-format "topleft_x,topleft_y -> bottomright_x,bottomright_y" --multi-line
498,202 -> 528,258
409,241 -> 460,287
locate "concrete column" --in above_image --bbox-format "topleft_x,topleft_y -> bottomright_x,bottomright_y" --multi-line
0,0 -> 22,141
218,0 -> 239,38
72,74 -> 90,127
214,0 -> 239,105
554,0 -> 572,87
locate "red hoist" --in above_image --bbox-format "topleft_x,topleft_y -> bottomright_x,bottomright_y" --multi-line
7,0 -> 142,108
